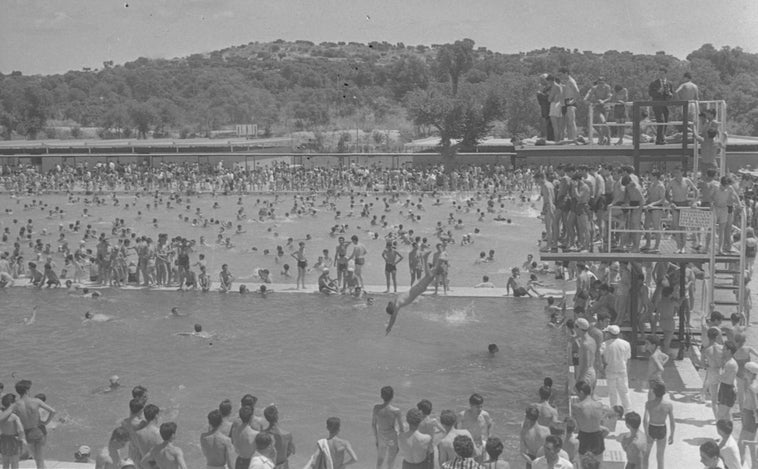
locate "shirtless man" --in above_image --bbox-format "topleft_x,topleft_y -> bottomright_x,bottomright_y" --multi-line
372,386 -> 403,469
13,380 -> 55,469
334,237 -> 349,290
231,406 -> 258,469
666,167 -> 699,253
140,423 -> 186,469
437,410 -> 474,467
95,427 -> 130,469
348,235 -> 367,288
584,77 -> 612,145
263,405 -> 295,469
304,417 -> 357,469
643,381 -> 674,469
135,404 -> 162,469
718,341 -> 739,421
291,241 -> 307,289
533,173 -> 557,251
713,176 -> 742,254
674,72 -> 699,122
574,318 -> 597,391
457,393 -> 493,453
382,241 -> 403,293
642,170 -> 667,252
534,386 -> 559,429
200,410 -> 234,469
398,409 -> 433,469
121,398 -> 148,468
701,328 -> 723,415
0,394 -> 27,469
571,380 -> 607,466
385,251 -> 437,334
520,405 -> 550,469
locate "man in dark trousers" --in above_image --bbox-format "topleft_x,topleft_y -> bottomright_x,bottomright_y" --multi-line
537,74 -> 555,141
648,67 -> 674,145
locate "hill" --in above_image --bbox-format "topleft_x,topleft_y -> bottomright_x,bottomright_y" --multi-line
0,40 -> 757,148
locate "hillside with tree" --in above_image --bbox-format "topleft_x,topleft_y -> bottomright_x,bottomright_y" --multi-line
0,40 -> 757,149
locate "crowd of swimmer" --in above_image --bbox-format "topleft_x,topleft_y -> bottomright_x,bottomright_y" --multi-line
0,160 -> 536,195
0,163 -> 537,293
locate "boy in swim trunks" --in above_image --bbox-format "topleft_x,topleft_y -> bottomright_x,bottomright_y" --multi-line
372,386 -> 402,469
219,264 -> 233,293
506,268 -> 531,297
0,394 -> 27,469
643,381 -> 674,469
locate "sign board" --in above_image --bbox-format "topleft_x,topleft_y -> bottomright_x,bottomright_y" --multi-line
678,208 -> 713,229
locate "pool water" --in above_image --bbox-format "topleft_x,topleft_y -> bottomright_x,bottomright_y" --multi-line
1,289 -> 565,468
0,191 -> 568,468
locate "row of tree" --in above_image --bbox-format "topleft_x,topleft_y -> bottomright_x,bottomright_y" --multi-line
0,40 -> 757,143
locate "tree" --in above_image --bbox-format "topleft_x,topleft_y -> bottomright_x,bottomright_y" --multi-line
128,101 -> 155,139
436,39 -> 475,96
405,81 -> 506,164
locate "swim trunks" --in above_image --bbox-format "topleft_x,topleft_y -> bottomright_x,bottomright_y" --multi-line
514,287 -> 528,297
577,430 -> 605,455
385,263 -> 396,273
647,423 -> 667,441
718,383 -> 736,408
0,434 -> 21,457
24,426 -> 45,445
355,258 -> 365,266
297,260 -> 307,269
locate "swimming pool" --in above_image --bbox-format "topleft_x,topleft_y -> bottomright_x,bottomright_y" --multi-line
1,288 -> 565,468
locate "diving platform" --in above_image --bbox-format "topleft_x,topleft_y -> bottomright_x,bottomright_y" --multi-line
539,251 -> 740,264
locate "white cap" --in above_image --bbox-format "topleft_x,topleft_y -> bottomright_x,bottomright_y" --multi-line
604,325 -> 621,336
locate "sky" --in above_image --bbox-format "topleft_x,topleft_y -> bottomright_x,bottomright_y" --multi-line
1,0 -> 758,75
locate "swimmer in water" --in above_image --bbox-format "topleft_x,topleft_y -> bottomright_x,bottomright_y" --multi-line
93,375 -> 121,394
177,323 -> 213,339
170,307 -> 189,317
83,311 -> 113,323
385,251 -> 437,335
488,344 -> 499,355
253,285 -> 272,297
23,306 -> 38,325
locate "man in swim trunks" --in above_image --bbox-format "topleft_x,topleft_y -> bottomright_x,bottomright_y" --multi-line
397,409 -> 433,469
457,393 -> 493,454
12,379 -> 55,469
262,405 -> 295,469
571,380 -> 607,466
574,319 -> 597,391
372,386 -> 403,469
718,340 -> 739,421
200,410 -> 234,469
520,405 -> 549,469
382,241 -> 403,293
334,237 -> 349,290
135,404 -> 162,469
665,166 -> 699,253
506,268 -> 531,298
643,381 -> 674,469
348,235 -> 367,289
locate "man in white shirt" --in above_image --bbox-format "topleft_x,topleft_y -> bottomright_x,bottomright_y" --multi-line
716,419 -> 740,469
532,435 -> 573,469
601,325 -> 632,412
249,433 -> 276,469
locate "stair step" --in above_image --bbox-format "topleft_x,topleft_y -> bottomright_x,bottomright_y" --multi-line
715,269 -> 741,274
713,285 -> 738,290
714,300 -> 740,306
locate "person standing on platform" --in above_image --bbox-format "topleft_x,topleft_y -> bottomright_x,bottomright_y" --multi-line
718,341 -> 739,421
601,325 -> 632,412
584,77 -> 612,145
534,173 -> 556,251
675,72 -> 700,124
558,68 -> 580,144
648,67 -> 674,145
611,85 -> 628,145
548,75 -> 565,142
643,381 -> 674,469
643,170 -> 667,252
666,166 -> 699,253
574,319 -> 597,391
538,75 -> 555,142
571,381 -> 606,466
